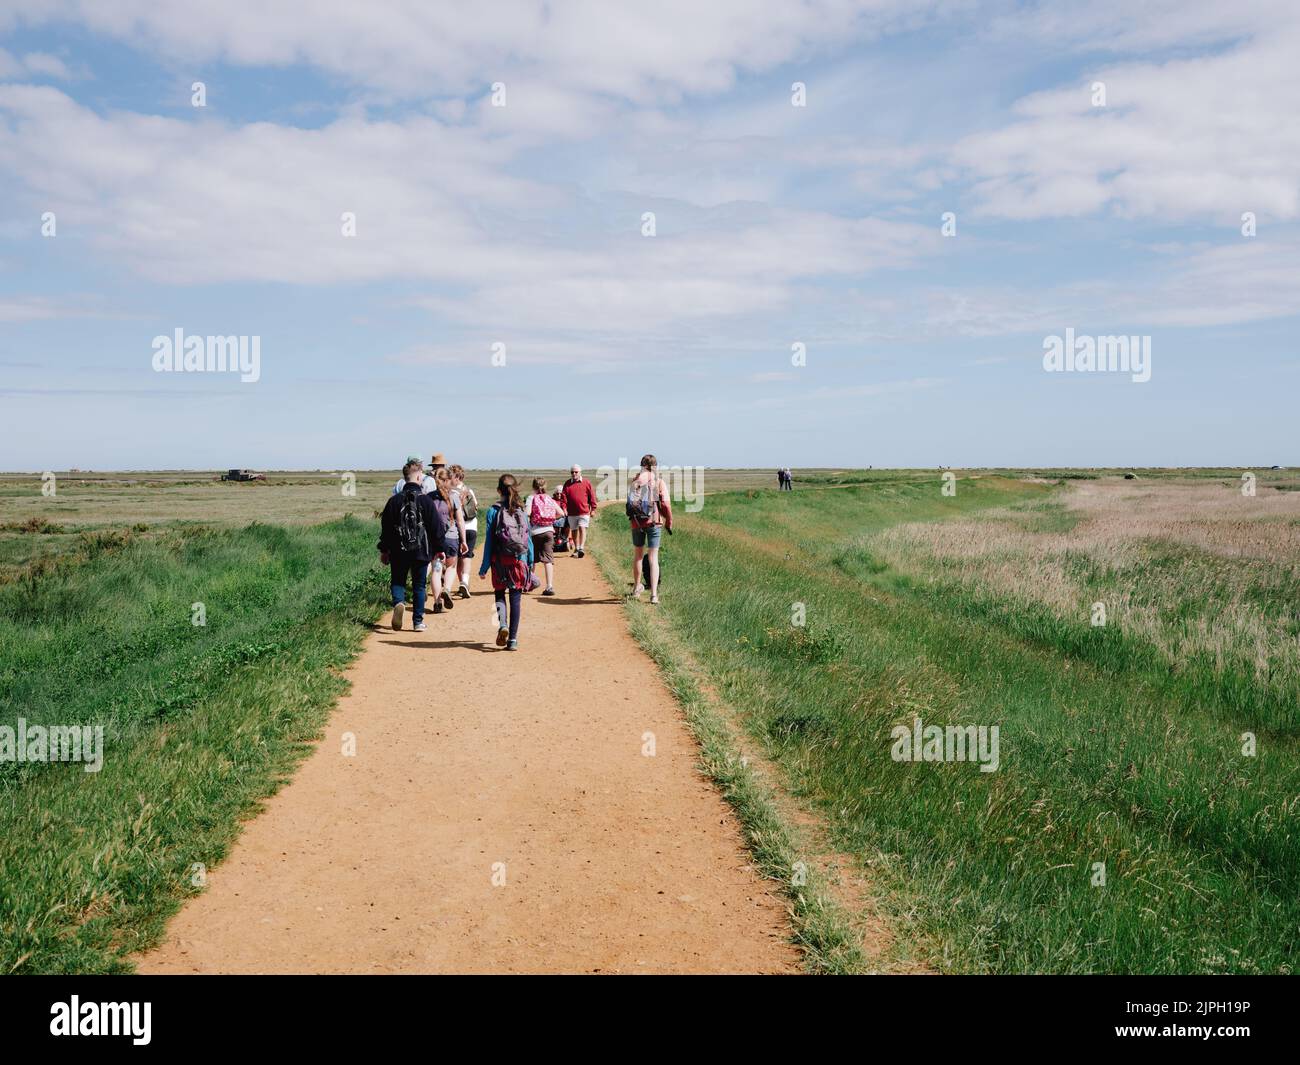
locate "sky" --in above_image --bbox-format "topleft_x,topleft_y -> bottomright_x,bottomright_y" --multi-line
0,0 -> 1297,471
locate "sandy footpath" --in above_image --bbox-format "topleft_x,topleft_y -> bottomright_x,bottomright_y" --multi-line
136,543 -> 797,974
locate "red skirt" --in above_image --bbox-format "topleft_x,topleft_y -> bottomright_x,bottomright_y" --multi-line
491,554 -> 530,592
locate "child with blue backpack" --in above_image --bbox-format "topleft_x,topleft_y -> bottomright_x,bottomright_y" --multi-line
478,473 -> 535,650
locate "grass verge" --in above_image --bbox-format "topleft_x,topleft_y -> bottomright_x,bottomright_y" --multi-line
604,476 -> 1300,973
590,516 -> 882,974
0,516 -> 386,973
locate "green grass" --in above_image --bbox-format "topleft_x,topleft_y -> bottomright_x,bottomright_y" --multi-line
0,516 -> 385,973
632,476 -> 1300,973
590,535 -> 879,973
6,467 -> 1297,975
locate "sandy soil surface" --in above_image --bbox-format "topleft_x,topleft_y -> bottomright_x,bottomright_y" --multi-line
136,544 -> 798,974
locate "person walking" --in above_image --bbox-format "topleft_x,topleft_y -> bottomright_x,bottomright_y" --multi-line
428,466 -> 468,613
525,476 -> 564,596
552,488 -> 570,553
561,464 -> 598,557
378,465 -> 449,632
448,464 -> 478,598
478,474 -> 534,650
393,456 -> 434,496
626,454 -> 672,604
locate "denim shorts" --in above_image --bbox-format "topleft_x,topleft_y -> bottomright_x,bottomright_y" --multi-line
631,524 -> 662,549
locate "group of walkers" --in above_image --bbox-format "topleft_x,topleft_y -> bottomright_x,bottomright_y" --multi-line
777,467 -> 794,490
377,455 -> 672,650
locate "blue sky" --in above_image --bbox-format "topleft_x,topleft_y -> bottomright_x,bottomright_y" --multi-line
1,0 -> 1297,471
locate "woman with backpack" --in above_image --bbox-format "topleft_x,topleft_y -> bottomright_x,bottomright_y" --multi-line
626,454 -> 672,604
449,465 -> 478,599
478,473 -> 535,650
429,466 -> 468,614
525,476 -> 565,597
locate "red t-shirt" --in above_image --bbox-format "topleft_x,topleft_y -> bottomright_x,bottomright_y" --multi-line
562,477 -> 598,515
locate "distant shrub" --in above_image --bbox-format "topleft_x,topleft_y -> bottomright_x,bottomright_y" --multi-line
2,517 -> 66,534
764,622 -> 845,664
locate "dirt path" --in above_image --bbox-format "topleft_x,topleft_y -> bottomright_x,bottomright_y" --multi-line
136,544 -> 798,974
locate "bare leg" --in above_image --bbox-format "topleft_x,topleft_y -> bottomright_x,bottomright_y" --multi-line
647,546 -> 660,597
631,544 -> 644,595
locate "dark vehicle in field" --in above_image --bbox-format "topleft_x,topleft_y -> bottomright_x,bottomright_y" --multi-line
220,469 -> 266,482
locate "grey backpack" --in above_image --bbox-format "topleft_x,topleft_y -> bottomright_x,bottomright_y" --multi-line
496,505 -> 530,558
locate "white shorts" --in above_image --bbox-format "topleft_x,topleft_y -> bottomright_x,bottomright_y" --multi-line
567,515 -> 590,529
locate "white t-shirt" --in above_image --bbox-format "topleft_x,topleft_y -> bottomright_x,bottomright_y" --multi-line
393,474 -> 435,495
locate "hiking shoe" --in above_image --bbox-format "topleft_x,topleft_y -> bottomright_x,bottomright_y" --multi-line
433,600 -> 444,614
441,591 -> 455,610
413,621 -> 427,632
496,627 -> 509,647
650,594 -> 660,605
391,602 -> 405,629
576,548 -> 584,558
542,586 -> 555,596
457,584 -> 471,599
507,638 -> 518,651
632,583 -> 643,600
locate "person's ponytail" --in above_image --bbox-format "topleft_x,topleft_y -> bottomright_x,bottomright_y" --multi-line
498,473 -> 522,512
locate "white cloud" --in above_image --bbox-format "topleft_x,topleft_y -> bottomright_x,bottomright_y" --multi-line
0,46 -> 72,79
0,293 -> 123,321
952,12 -> 1300,221
0,85 -> 940,339
1,0 -> 940,102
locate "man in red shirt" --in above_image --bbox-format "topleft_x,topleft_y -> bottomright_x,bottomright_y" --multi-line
561,464 -> 599,557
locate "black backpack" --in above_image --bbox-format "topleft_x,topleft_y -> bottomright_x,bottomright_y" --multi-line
397,490 -> 426,554
641,551 -> 663,588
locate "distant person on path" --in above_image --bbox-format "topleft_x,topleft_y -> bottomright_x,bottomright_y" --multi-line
429,466 -> 468,613
626,454 -> 672,604
776,468 -> 784,490
393,456 -> 434,495
478,473 -> 534,650
526,477 -> 565,596
378,465 -> 449,632
782,467 -> 794,491
562,464 -> 599,557
448,465 -> 478,598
